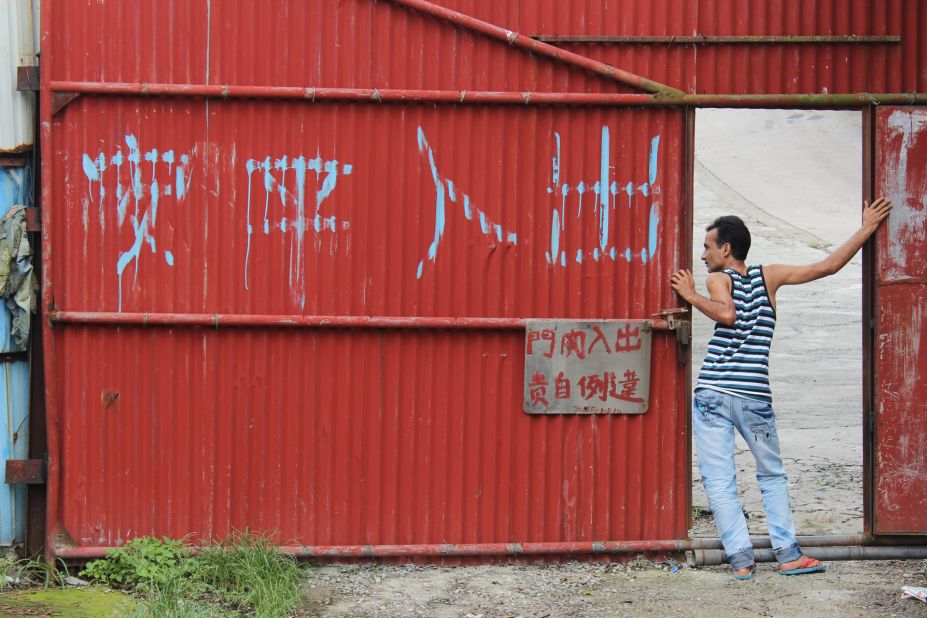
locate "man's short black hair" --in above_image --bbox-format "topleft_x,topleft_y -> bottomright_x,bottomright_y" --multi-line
707,216 -> 751,260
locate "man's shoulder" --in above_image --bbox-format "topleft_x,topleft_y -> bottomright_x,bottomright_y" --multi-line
707,271 -> 733,283
706,271 -> 734,293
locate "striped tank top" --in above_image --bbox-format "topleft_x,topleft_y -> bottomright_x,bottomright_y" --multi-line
695,265 -> 776,403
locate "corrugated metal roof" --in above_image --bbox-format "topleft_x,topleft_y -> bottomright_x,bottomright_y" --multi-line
0,0 -> 36,151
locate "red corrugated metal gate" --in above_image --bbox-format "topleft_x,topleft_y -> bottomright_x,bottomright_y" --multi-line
40,1 -> 693,558
37,0 -> 927,560
873,107 -> 927,534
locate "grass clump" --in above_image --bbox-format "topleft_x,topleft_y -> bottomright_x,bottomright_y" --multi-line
80,532 -> 305,617
0,555 -> 69,589
191,532 -> 302,616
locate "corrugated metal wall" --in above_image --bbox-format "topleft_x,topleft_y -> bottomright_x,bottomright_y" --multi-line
48,0 -> 927,96
47,1 -> 627,93
0,0 -> 35,548
39,0 -> 927,557
0,168 -> 30,546
436,0 -> 927,95
0,0 -> 36,152
43,1 -> 692,555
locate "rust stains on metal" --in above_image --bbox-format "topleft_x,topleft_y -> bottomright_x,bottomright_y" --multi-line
16,65 -> 39,92
50,92 -> 78,115
872,106 -> 927,534
5,460 -> 46,485
100,390 -> 119,410
24,206 -> 39,232
0,154 -> 29,166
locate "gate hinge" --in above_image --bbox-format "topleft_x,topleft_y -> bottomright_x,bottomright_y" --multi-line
5,459 -> 46,485
16,65 -> 38,92
24,206 -> 41,232
655,307 -> 691,365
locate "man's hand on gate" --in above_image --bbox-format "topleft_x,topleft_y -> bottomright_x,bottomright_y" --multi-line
862,197 -> 892,234
670,269 -> 696,302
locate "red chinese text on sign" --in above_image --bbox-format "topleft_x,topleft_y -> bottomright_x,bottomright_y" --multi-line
523,320 -> 652,415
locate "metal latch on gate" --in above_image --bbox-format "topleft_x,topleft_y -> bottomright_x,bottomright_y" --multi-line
656,307 -> 691,366
5,459 -> 46,485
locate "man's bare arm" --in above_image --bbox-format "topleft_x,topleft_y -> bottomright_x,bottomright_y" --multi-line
764,197 -> 892,296
670,270 -> 736,326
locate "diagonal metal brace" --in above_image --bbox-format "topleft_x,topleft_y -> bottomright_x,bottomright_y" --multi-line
379,0 -> 685,97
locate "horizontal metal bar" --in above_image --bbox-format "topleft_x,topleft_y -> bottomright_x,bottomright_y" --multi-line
532,35 -> 902,45
47,81 -> 927,108
49,311 -> 673,331
56,539 -> 694,560
49,81 -> 660,105
0,153 -> 29,166
693,545 -> 927,565
690,534 -> 927,549
0,351 -> 28,363
286,540 -> 689,558
53,535 -> 927,560
682,92 -> 927,107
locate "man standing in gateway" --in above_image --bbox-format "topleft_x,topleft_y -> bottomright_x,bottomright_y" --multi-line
670,197 -> 892,579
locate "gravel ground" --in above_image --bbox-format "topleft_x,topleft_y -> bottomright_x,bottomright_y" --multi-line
300,559 -> 927,617
294,110 -> 927,618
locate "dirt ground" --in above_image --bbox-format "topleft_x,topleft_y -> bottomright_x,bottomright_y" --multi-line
302,559 -> 927,617
297,110 -> 927,617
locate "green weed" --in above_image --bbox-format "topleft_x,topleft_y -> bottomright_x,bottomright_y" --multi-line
81,536 -> 193,591
80,532 -> 305,617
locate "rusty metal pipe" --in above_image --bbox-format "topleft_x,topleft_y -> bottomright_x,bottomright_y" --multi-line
682,92 -> 927,107
379,0 -> 683,96
48,311 -> 674,331
692,546 -> 927,565
55,539 -> 696,560
687,534 -> 927,549
531,35 -> 902,45
49,80 -> 659,105
48,81 -> 927,109
53,536 -> 927,561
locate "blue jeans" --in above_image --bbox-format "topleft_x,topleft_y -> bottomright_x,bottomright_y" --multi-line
693,389 -> 803,570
